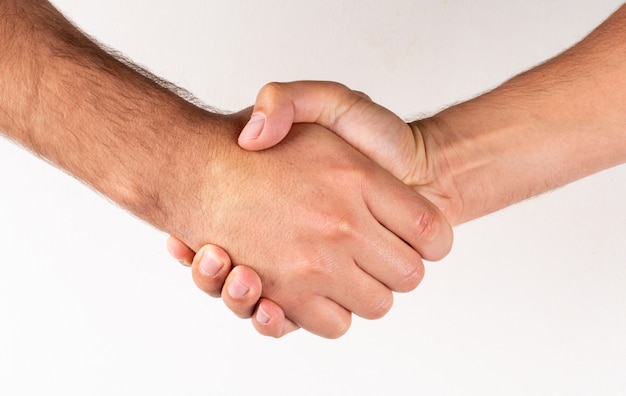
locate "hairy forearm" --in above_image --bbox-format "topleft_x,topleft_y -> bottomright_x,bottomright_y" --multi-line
0,1 -> 456,338
0,0 -> 235,236
420,4 -> 626,224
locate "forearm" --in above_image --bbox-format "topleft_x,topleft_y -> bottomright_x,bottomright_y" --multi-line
0,0 -> 236,239
420,4 -> 626,224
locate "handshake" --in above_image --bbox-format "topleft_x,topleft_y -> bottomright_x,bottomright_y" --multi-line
4,0 -> 624,341
167,81 -> 458,339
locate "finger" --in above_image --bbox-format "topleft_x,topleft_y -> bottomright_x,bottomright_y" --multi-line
324,263 -> 395,319
238,81 -> 369,151
285,297 -> 352,339
166,235 -> 196,267
352,90 -> 372,101
238,81 -> 416,182
190,244 -> 235,298
341,214 -> 426,296
364,168 -> 453,262
341,283 -> 394,320
251,298 -> 300,338
220,265 -> 263,319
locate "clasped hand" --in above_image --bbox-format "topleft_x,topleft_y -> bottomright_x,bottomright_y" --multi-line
169,81 -> 454,338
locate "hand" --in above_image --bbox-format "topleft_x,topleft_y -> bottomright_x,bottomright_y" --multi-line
168,237 -> 300,336
179,5 -> 626,336
170,82 -> 461,337
236,81 -> 462,223
2,1 -> 453,339
174,116 -> 452,338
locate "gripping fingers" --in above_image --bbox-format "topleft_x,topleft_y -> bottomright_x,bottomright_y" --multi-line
166,235 -> 196,267
364,171 -> 453,263
173,239 -> 297,336
219,265 -> 264,319
168,237 -> 262,316
189,244 -> 236,299
252,299 -> 300,338
286,297 -> 353,339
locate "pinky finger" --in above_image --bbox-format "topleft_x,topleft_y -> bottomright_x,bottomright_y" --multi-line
166,236 -> 196,267
252,298 -> 300,338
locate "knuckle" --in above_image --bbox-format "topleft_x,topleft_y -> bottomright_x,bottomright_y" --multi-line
225,298 -> 255,319
192,270 -> 223,298
326,315 -> 352,339
232,299 -> 258,319
269,332 -> 284,339
412,207 -> 440,243
363,292 -> 394,320
396,262 -> 425,293
258,81 -> 285,101
256,324 -> 282,339
351,89 -> 372,101
316,209 -> 360,243
231,306 -> 255,320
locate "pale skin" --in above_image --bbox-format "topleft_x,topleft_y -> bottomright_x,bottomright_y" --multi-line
0,0 -> 454,338
169,3 -> 626,338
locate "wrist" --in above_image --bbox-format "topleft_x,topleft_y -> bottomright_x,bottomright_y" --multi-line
0,0 -> 248,244
420,79 -> 626,225
140,113 -> 248,247
416,100 -> 531,225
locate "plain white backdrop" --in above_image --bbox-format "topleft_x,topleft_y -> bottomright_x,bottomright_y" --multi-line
1,1 -> 625,395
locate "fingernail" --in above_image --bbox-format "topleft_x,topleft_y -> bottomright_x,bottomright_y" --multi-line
256,305 -> 271,325
199,250 -> 224,277
239,113 -> 265,142
227,279 -> 249,299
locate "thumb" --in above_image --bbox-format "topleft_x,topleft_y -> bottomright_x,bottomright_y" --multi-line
237,81 -> 417,183
237,81 -> 367,151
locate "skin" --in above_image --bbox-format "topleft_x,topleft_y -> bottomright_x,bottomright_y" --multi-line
0,0 -> 453,338
170,3 -> 626,338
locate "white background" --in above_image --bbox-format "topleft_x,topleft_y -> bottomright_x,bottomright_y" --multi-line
1,1 -> 625,395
